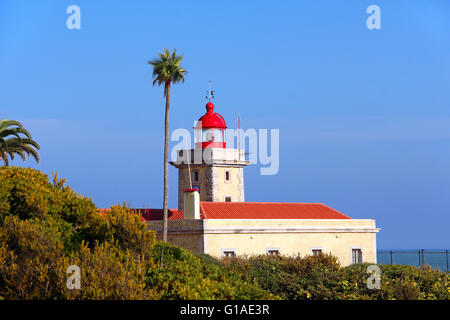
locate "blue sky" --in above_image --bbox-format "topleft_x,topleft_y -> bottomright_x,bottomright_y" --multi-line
1,0 -> 449,249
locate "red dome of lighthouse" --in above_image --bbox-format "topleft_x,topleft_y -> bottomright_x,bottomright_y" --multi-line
195,102 -> 227,129
194,101 -> 227,149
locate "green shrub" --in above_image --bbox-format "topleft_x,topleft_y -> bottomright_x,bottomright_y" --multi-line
0,215 -> 66,299
225,254 -> 449,300
0,215 -> 158,300
102,204 -> 156,268
0,167 -> 158,299
196,253 -> 224,267
335,263 -> 449,300
224,253 -> 341,299
145,242 -> 278,300
0,167 -> 105,252
61,241 -> 159,300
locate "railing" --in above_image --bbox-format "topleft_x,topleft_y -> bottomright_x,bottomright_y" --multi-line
377,249 -> 449,272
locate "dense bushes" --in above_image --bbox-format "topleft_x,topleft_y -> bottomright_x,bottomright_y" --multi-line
145,242 -> 276,300
0,167 -> 105,252
0,167 -> 276,300
223,253 -> 342,299
0,216 -> 67,299
0,167 -> 158,299
0,215 -> 158,299
0,167 -> 448,300
224,254 -> 450,300
339,263 -> 449,300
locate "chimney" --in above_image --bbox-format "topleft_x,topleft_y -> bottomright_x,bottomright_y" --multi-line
183,189 -> 200,219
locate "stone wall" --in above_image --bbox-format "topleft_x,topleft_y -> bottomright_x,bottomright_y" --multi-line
146,220 -> 205,255
172,148 -> 248,210
177,165 -> 245,209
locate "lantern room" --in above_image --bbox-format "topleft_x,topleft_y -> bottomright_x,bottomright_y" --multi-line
194,101 -> 227,149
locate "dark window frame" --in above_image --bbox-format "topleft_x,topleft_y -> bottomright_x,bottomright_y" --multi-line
193,170 -> 199,183
222,250 -> 236,258
266,248 -> 280,256
352,248 -> 363,264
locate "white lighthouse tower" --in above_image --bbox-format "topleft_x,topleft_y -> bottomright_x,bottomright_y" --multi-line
170,88 -> 249,210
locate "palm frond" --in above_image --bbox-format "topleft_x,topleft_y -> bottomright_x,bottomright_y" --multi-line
10,144 -> 40,163
4,137 -> 40,150
0,119 -> 23,131
0,119 -> 40,166
147,48 -> 187,96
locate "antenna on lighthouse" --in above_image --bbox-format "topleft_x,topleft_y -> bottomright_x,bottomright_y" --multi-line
238,113 -> 241,161
205,80 -> 214,101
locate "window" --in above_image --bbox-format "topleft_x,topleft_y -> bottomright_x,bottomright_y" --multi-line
352,248 -> 363,264
203,128 -> 224,142
193,171 -> 199,182
222,249 -> 236,258
311,248 -> 322,256
225,196 -> 232,202
225,170 -> 230,182
267,249 -> 280,256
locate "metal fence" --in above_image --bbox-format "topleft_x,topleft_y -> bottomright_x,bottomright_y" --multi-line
377,250 -> 449,272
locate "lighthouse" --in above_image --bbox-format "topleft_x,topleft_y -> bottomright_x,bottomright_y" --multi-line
170,89 -> 249,210
145,86 -> 379,265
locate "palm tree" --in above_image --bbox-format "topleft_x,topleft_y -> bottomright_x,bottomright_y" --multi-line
0,119 -> 40,166
148,49 -> 187,242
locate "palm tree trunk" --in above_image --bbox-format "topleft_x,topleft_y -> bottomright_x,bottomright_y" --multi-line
162,82 -> 171,242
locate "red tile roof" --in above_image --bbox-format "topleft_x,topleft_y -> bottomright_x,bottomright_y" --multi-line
199,202 -> 351,219
135,208 -> 184,221
135,202 -> 350,221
